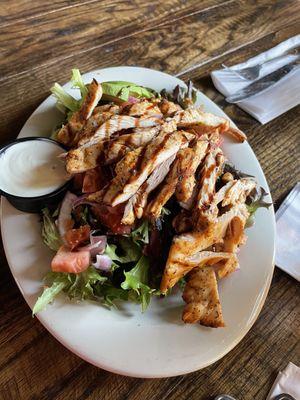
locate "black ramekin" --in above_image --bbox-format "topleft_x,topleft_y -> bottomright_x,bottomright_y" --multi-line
0,137 -> 71,213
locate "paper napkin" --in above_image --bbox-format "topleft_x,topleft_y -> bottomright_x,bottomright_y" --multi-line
267,362 -> 300,399
211,34 -> 300,124
275,182 -> 300,281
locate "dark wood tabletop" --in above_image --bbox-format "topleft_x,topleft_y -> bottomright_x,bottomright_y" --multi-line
1,1 -> 300,399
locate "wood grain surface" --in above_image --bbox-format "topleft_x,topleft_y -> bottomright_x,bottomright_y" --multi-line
0,0 -> 299,399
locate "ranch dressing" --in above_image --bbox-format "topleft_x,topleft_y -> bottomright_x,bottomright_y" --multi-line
0,140 -> 69,197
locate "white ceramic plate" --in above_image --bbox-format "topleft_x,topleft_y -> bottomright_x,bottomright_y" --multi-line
1,67 -> 275,378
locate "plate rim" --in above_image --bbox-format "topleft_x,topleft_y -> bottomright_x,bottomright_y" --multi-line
0,65 -> 276,378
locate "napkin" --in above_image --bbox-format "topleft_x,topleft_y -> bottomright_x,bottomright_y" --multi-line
211,35 -> 300,124
275,182 -> 300,281
267,362 -> 300,399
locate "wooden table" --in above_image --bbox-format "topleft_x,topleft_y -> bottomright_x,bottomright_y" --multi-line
1,1 -> 299,399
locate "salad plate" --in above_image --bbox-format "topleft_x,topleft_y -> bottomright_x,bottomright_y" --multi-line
0,66 -> 275,378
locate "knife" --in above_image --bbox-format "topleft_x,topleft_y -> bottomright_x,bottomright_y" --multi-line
226,60 -> 300,103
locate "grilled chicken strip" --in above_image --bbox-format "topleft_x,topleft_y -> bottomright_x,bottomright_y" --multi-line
193,147 -> 225,228
160,203 -> 249,293
177,108 -> 246,142
66,126 -> 160,173
146,150 -> 185,220
215,209 -> 249,279
78,115 -> 162,148
182,266 -> 225,327
121,154 -> 177,225
175,138 -> 209,203
57,79 -> 103,146
128,100 -> 162,118
66,142 -> 103,173
161,248 -> 233,294
78,104 -> 120,145
159,99 -> 182,116
104,130 -> 189,207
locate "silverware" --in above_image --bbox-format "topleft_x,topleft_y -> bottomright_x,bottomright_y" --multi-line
222,46 -> 300,81
273,394 -> 296,400
225,60 -> 300,103
214,393 -> 295,400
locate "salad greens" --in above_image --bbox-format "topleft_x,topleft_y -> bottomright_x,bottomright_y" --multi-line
38,209 -> 155,313
121,255 -> 153,312
41,208 -> 62,252
51,69 -> 157,118
160,80 -> 197,109
32,267 -> 107,315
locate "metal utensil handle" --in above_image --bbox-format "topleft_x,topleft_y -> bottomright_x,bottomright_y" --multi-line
273,394 -> 296,400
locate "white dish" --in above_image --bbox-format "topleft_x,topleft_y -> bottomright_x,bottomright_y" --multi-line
1,66 -> 275,378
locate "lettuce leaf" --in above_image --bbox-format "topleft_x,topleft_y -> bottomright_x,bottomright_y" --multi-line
50,82 -> 81,114
94,281 -> 129,308
246,186 -> 272,227
33,267 -> 107,315
32,281 -> 66,315
41,208 -> 62,252
160,80 -> 197,109
131,220 -> 149,246
71,68 -> 88,98
121,255 -> 153,312
102,81 -> 156,101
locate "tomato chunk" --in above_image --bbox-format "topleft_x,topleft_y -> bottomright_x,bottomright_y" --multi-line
51,246 -> 90,273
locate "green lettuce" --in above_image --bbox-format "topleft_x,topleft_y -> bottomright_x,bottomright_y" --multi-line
41,208 -> 62,252
246,186 -> 272,227
71,68 -> 88,98
121,255 -> 153,312
160,80 -> 197,109
94,281 -> 129,308
131,220 -> 149,246
33,267 -> 107,315
50,82 -> 81,114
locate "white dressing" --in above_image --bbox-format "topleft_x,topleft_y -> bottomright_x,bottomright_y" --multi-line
0,140 -> 69,197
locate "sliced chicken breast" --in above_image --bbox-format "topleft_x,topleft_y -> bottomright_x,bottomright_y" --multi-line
177,108 -> 246,142
175,138 -> 209,203
182,266 -> 225,327
57,79 -> 103,146
160,203 -> 249,292
104,130 -> 189,207
121,153 -> 177,225
78,115 -> 162,148
193,147 -> 225,228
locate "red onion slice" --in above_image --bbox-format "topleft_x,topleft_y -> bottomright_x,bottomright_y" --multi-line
92,254 -> 112,271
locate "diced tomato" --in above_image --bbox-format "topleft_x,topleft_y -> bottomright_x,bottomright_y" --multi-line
82,167 -> 106,193
64,225 -> 91,250
51,246 -> 90,273
91,204 -> 132,234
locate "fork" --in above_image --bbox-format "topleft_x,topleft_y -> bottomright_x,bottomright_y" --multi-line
222,47 -> 300,81
214,394 -> 296,400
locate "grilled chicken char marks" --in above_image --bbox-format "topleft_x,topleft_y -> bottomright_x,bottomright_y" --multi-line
177,108 -> 246,142
78,115 -> 162,148
193,147 -> 225,228
160,203 -> 249,293
66,126 -> 160,173
127,99 -> 163,118
121,153 -> 177,225
104,130 -> 189,207
175,138 -> 209,203
57,79 -> 103,146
